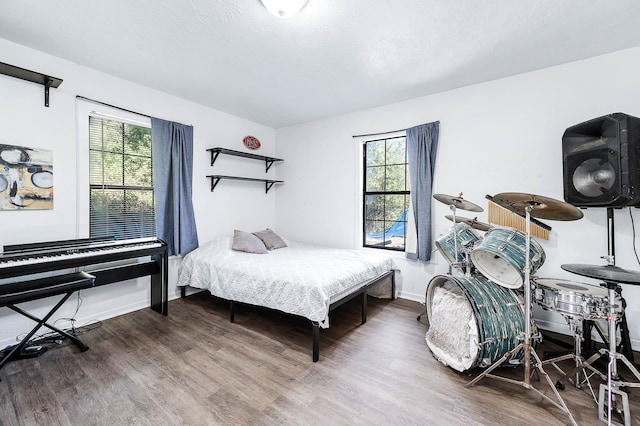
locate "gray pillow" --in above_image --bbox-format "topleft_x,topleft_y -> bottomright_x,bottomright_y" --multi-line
232,230 -> 268,254
252,228 -> 287,250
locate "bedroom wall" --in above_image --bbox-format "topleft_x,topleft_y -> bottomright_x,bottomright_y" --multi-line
274,47 -> 640,347
0,38 -> 278,347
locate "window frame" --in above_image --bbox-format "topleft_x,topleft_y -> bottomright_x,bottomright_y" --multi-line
75,99 -> 152,240
88,116 -> 155,240
362,135 -> 410,251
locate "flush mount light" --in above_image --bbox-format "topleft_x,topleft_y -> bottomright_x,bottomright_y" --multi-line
260,0 -> 309,19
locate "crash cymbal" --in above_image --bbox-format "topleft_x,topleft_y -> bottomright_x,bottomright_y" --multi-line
433,194 -> 484,212
562,264 -> 640,285
445,215 -> 492,231
492,192 -> 583,221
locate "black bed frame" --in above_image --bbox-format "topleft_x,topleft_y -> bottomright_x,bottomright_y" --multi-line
180,269 -> 395,362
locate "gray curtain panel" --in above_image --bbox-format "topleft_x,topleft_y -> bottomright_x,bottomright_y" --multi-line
151,117 -> 199,256
406,121 -> 439,261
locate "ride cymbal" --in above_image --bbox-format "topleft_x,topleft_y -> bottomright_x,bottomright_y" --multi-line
491,192 -> 583,221
445,215 -> 491,231
561,264 -> 640,285
433,194 -> 484,212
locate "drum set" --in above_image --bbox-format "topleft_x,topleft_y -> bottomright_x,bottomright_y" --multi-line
425,191 -> 640,426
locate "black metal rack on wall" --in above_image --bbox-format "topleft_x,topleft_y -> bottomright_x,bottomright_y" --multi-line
205,147 -> 284,193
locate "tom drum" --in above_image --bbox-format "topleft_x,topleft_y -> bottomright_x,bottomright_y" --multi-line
435,223 -> 481,265
470,227 -> 545,289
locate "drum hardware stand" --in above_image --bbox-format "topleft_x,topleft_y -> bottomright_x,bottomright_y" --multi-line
556,281 -> 640,426
466,205 -> 577,426
543,317 -> 600,403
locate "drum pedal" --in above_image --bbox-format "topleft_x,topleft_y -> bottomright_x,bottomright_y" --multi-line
598,384 -> 630,426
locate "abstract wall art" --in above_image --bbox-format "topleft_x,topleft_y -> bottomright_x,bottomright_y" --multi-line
0,144 -> 53,210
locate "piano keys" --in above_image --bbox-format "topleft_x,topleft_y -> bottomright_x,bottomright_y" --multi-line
0,236 -> 168,315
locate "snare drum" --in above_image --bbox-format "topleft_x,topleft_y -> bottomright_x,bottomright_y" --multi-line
470,227 -> 545,289
532,278 -> 620,320
425,274 -> 525,372
435,223 -> 481,265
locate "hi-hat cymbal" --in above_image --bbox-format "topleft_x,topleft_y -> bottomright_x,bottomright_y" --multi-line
492,192 -> 583,221
562,264 -> 640,285
445,215 -> 492,231
433,194 -> 484,212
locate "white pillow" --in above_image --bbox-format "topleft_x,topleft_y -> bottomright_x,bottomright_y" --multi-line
232,230 -> 268,254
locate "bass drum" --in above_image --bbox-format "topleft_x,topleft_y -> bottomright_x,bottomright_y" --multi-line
425,274 -> 526,372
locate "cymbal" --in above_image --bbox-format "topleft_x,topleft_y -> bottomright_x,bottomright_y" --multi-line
562,264 -> 640,285
492,192 -> 583,221
433,194 -> 484,212
445,215 -> 491,231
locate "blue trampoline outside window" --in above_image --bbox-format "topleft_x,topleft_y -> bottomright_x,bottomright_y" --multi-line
363,136 -> 410,251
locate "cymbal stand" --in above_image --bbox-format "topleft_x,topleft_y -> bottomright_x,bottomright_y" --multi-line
448,203 -> 474,277
543,317 -> 600,403
466,205 -> 577,426
557,282 -> 640,426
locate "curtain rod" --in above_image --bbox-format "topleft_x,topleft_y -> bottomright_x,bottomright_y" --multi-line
352,128 -> 407,138
76,95 -> 151,118
352,121 -> 439,139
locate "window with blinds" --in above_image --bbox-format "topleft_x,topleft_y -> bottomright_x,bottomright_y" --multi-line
89,116 -> 155,240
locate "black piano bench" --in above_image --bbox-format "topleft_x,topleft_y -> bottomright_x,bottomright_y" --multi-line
0,271 -> 96,376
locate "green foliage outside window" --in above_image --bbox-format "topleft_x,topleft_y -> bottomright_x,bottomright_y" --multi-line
363,137 -> 409,250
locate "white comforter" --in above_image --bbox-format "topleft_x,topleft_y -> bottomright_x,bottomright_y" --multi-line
177,237 -> 394,328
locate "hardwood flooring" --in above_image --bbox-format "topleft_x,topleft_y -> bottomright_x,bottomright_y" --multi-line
1,292 -> 639,425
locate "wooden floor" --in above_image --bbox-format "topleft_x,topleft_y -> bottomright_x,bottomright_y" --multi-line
1,293 -> 639,426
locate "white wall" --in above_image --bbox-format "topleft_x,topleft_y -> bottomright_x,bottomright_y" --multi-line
0,38 -> 278,347
275,47 -> 640,347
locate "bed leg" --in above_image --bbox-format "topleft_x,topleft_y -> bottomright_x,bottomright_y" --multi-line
391,270 -> 396,300
180,286 -> 186,298
312,322 -> 320,362
362,289 -> 367,324
229,301 -> 235,323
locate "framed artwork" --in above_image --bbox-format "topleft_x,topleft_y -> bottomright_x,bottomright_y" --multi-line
0,144 -> 53,210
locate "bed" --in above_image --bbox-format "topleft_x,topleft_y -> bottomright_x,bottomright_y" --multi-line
177,234 -> 395,361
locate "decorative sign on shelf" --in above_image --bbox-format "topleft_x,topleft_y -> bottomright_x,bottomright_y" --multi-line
242,135 -> 261,151
0,144 -> 53,210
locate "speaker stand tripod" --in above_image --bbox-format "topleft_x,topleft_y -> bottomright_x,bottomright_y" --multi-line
466,205 -> 577,426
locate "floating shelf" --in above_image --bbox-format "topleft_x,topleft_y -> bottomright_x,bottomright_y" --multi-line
0,62 -> 63,107
207,147 -> 283,172
207,175 -> 284,193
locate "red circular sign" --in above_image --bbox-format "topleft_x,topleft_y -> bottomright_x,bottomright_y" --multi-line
243,135 -> 261,150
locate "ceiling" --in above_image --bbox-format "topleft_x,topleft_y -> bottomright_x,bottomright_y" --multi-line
2,0 -> 640,128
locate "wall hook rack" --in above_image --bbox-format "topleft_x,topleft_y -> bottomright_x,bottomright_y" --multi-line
0,62 -> 63,107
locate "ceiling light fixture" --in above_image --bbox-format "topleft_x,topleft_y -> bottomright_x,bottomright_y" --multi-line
260,0 -> 309,19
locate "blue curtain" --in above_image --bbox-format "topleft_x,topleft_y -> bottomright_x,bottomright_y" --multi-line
406,121 -> 439,261
151,118 -> 198,256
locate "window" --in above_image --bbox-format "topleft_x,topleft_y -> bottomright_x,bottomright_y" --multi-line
363,136 -> 410,250
88,116 -> 155,240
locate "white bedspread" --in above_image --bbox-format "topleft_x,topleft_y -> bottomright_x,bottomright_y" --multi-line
177,237 -> 394,328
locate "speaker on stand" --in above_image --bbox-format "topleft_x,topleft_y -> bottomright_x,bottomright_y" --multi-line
561,113 -> 640,425
562,112 -> 640,207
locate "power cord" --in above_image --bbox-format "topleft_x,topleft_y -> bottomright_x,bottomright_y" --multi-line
630,208 -> 640,267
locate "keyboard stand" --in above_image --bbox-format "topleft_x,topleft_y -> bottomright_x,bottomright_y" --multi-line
0,271 -> 96,376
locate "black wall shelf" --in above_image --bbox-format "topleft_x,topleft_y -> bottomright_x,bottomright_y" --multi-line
207,147 -> 283,172
206,147 -> 284,193
0,62 -> 63,107
207,175 -> 283,193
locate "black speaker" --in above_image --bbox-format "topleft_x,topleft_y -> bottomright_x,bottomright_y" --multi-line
562,112 -> 640,207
